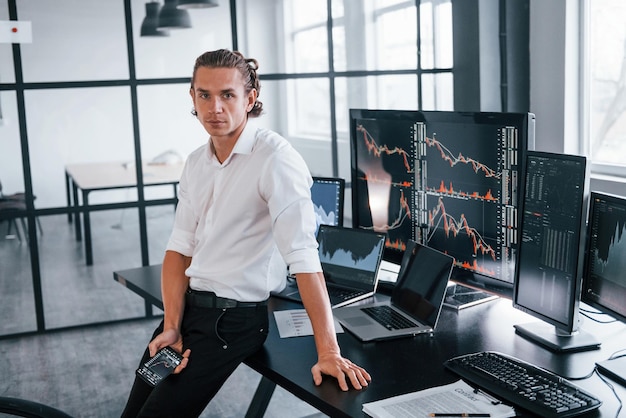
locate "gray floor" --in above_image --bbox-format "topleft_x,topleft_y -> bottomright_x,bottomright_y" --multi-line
0,318 -> 325,418
0,210 -> 326,418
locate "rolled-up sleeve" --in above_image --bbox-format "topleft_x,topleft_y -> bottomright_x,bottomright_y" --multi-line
262,147 -> 322,275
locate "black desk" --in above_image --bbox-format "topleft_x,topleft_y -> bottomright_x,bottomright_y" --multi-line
114,265 -> 626,417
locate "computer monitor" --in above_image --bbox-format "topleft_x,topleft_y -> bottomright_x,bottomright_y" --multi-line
582,191 -> 626,385
349,109 -> 535,298
513,151 -> 599,352
311,176 -> 345,230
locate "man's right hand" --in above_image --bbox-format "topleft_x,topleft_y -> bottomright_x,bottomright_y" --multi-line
148,328 -> 191,374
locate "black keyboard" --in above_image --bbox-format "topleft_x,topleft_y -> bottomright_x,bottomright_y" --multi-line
444,351 -> 602,418
361,305 -> 415,330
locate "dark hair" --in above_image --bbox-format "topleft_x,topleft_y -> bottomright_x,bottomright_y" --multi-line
191,49 -> 263,118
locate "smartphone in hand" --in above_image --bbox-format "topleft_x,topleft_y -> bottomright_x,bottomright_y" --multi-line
136,346 -> 184,387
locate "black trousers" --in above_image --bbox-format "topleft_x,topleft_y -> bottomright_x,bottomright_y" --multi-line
120,303 -> 269,418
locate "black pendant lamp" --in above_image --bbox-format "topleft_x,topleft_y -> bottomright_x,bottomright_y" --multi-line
177,0 -> 219,8
158,0 -> 192,29
140,2 -> 170,37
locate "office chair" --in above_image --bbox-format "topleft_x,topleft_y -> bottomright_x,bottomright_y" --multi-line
0,179 -> 27,202
0,396 -> 73,418
0,199 -> 29,242
0,179 -> 43,240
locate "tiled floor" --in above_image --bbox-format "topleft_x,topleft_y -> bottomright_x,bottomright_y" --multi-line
0,211 -> 325,417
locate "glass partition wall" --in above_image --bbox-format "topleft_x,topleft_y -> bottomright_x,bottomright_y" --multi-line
1,0 -> 518,337
0,0 -> 233,336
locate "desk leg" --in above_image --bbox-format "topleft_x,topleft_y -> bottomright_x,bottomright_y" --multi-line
172,184 -> 178,210
73,183 -> 81,241
144,300 -> 153,317
83,190 -> 93,265
65,172 -> 72,223
245,376 -> 276,418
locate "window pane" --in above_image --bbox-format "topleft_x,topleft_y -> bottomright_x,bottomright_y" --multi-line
0,234 -> 36,336
236,0 -> 328,74
589,0 -> 626,169
376,3 -> 417,70
147,205 -> 175,264
0,91 -> 24,193
290,78 -> 331,138
0,91 -> 35,337
420,0 -> 453,69
256,78 -> 333,177
422,72 -> 453,110
0,0 -> 15,83
40,211 -> 146,329
286,0 -> 329,73
17,0 -> 129,82
251,79 -> 287,134
132,0 -> 233,79
259,78 -> 332,139
138,83 -> 206,168
25,87 -> 135,209
333,1 -> 417,71
335,74 -> 419,181
236,0 -> 284,74
292,26 -> 329,73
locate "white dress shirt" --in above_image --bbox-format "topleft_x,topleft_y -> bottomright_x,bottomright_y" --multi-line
166,122 -> 322,301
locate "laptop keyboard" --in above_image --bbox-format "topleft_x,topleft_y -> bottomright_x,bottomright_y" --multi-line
362,305 -> 416,330
328,288 -> 363,302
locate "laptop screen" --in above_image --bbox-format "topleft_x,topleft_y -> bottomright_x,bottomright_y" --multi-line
391,240 -> 454,327
311,177 -> 345,230
317,225 -> 386,291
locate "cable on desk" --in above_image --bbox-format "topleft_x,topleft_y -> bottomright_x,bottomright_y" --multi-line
595,365 -> 623,418
579,307 -> 619,324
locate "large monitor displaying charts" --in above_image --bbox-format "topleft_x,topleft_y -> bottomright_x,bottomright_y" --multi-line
582,191 -> 626,324
512,151 -> 598,352
582,191 -> 626,384
349,109 -> 535,298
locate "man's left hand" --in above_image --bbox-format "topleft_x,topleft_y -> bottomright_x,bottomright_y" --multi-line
311,352 -> 371,391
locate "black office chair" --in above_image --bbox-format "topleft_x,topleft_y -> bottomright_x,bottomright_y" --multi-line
0,397 -> 74,418
0,199 -> 29,242
0,179 -> 43,240
0,179 -> 27,202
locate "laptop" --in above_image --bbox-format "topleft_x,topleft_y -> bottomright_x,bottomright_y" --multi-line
333,240 -> 454,341
272,225 -> 386,308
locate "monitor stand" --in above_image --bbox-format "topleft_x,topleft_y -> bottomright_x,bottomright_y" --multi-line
514,321 -> 601,352
596,356 -> 626,387
442,283 -> 498,310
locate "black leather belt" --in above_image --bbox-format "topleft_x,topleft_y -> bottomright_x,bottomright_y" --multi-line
185,289 -> 268,309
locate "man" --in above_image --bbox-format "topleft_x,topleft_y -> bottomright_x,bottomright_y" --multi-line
121,49 -> 370,417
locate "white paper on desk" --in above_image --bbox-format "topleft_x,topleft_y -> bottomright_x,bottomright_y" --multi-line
362,380 -> 515,418
274,309 -> 344,338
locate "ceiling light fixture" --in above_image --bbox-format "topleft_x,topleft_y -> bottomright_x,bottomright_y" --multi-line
140,2 -> 170,37
176,0 -> 219,8
158,0 -> 192,29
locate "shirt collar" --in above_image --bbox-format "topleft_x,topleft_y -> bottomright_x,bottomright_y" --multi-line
206,121 -> 257,164
230,121 -> 257,155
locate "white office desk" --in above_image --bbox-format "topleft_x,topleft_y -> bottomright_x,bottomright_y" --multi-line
65,161 -> 183,265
